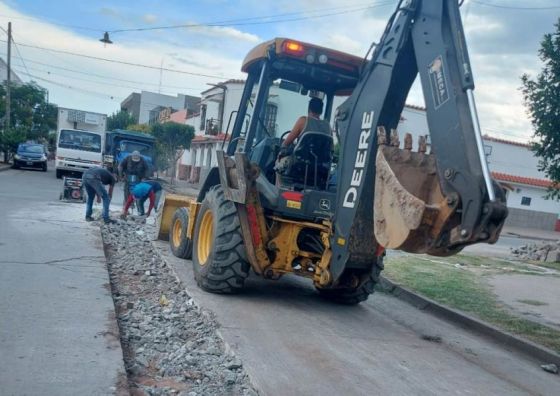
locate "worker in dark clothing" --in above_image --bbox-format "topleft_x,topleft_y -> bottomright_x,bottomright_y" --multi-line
122,181 -> 158,218
276,98 -> 332,176
119,150 -> 150,180
82,167 -> 116,224
282,97 -> 331,148
118,150 -> 151,205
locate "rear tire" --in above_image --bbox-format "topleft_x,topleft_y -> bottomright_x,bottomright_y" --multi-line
316,258 -> 384,305
192,185 -> 250,294
56,169 -> 63,179
170,207 -> 193,259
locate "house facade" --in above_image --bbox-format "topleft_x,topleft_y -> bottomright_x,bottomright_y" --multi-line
398,105 -> 560,230
177,79 -> 327,183
121,91 -> 199,125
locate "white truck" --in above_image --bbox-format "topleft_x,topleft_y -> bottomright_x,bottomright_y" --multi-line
55,107 -> 107,179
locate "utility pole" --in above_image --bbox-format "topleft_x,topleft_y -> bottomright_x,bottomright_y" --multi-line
5,21 -> 11,133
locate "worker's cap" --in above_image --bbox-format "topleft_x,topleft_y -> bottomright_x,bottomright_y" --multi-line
131,150 -> 141,161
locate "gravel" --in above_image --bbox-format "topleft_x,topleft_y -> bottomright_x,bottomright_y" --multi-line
101,217 -> 258,396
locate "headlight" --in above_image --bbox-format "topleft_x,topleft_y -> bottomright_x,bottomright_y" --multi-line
41,155 -> 47,161
14,154 -> 20,160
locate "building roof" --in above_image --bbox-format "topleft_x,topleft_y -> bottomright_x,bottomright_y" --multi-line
200,79 -> 245,95
483,135 -> 530,148
191,133 -> 230,144
492,171 -> 555,189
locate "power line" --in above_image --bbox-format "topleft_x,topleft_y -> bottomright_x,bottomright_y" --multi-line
10,64 -> 190,95
10,36 -> 29,78
0,39 -> 231,79
0,1 -> 392,35
8,56 -> 206,91
470,0 -> 560,10
110,2 -> 393,33
18,71 -> 122,100
0,14 -> 104,32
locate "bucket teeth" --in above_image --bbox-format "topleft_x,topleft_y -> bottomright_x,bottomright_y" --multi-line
377,126 -> 388,146
390,129 -> 400,147
404,133 -> 413,150
418,135 -> 427,153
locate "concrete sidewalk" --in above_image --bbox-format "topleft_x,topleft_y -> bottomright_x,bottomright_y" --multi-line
0,168 -> 127,395
502,226 -> 560,242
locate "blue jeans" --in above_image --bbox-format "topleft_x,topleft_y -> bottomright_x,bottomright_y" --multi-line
83,176 -> 110,221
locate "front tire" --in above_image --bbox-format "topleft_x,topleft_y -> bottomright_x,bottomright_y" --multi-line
316,258 -> 384,305
192,185 -> 250,293
56,169 -> 63,179
170,207 -> 193,259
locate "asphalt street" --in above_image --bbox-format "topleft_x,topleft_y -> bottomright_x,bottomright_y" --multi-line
0,164 -> 126,395
156,242 -> 560,396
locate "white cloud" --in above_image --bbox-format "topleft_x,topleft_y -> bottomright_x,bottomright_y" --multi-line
142,14 -> 158,24
189,25 -> 260,44
0,2 -> 247,115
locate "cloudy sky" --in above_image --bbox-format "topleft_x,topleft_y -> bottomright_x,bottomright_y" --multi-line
0,0 -> 558,141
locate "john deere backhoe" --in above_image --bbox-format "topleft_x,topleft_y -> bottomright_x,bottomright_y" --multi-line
158,0 -> 508,304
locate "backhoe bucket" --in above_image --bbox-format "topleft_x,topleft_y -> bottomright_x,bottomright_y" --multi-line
374,130 -> 456,254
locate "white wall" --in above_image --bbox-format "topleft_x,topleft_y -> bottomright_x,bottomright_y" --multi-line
485,141 -> 542,179
506,184 -> 560,214
138,91 -> 187,124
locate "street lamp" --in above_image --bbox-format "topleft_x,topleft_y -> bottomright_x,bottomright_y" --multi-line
99,32 -> 113,45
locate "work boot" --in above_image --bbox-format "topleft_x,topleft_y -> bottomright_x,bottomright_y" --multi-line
85,216 -> 94,222
104,218 -> 117,224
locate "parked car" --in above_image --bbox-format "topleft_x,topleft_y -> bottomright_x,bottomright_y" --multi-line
12,143 -> 48,172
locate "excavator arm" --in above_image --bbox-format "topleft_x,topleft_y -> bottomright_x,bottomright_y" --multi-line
331,0 -> 507,280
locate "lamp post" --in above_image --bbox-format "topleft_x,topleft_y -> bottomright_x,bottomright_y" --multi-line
5,22 -> 11,135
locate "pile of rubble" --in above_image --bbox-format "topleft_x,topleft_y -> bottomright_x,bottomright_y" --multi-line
101,218 -> 257,396
511,241 -> 560,262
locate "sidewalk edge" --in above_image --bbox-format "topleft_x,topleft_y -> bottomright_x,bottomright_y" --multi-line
379,276 -> 560,367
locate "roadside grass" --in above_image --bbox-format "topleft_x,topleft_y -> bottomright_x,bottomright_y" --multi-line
383,254 -> 560,353
525,260 -> 560,271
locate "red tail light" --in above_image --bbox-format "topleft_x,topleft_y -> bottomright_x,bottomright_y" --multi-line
281,191 -> 304,202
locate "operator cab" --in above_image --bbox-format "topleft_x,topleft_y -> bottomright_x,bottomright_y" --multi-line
225,38 -> 362,220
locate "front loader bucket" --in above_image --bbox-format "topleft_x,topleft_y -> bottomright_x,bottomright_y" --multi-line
156,193 -> 198,241
374,130 -> 457,254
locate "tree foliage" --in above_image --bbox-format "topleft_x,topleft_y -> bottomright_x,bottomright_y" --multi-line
107,109 -> 136,130
150,122 -> 195,176
127,123 -> 151,133
521,19 -> 560,199
0,82 -> 57,161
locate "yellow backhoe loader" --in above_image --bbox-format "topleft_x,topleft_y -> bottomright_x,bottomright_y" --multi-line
157,0 -> 507,304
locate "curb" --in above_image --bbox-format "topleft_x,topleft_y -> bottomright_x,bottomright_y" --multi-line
504,231 -> 559,242
379,276 -> 560,367
0,165 -> 12,172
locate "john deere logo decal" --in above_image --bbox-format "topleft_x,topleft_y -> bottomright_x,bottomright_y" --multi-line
319,199 -> 331,210
428,56 -> 449,109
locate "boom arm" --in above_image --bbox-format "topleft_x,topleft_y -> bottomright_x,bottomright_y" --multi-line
330,0 -> 507,281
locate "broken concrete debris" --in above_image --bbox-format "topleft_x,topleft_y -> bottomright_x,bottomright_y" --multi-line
511,241 -> 560,262
101,218 -> 257,396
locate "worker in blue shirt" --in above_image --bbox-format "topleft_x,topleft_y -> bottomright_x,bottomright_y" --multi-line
122,180 -> 161,217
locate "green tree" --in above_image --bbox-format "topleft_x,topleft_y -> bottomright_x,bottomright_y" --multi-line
150,122 -> 194,182
0,82 -> 57,162
521,19 -> 560,199
107,109 -> 136,130
127,123 -> 151,133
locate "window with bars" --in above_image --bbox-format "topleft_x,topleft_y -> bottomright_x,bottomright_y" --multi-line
264,103 -> 277,134
521,196 -> 531,206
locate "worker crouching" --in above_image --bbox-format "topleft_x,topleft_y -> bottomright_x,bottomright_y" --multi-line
122,180 -> 162,218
